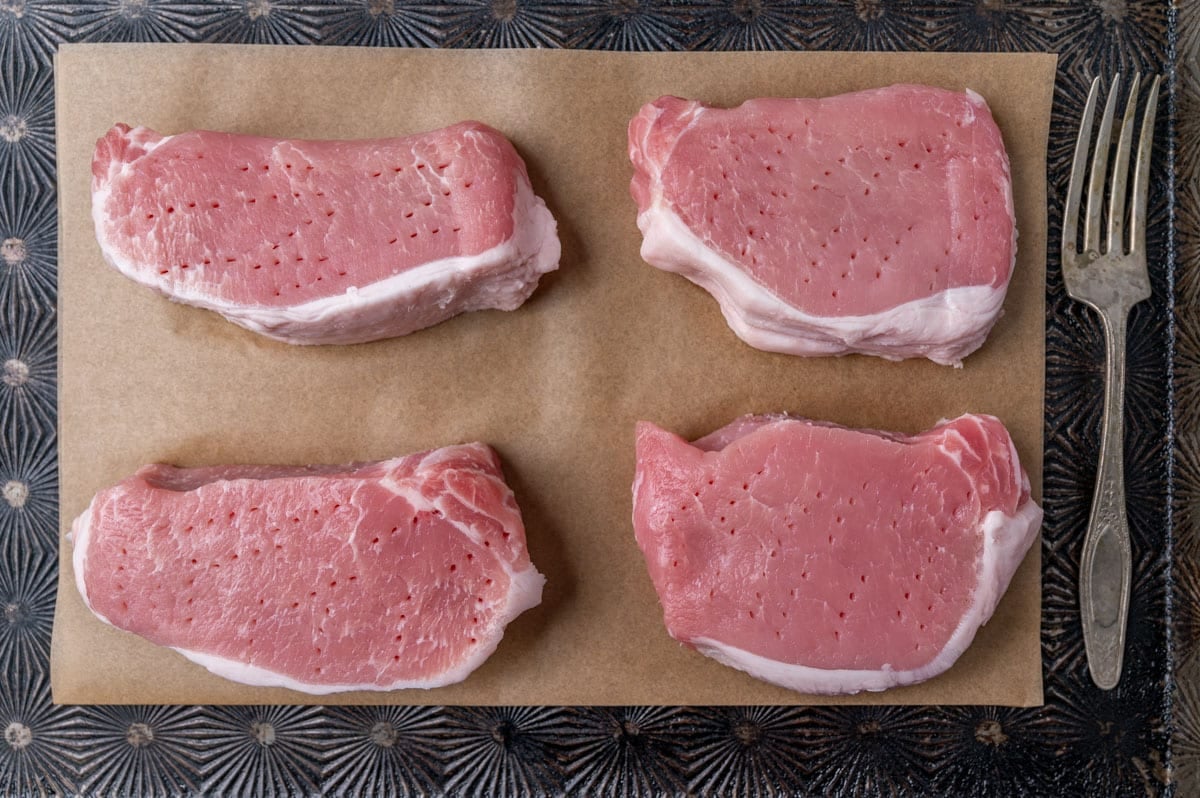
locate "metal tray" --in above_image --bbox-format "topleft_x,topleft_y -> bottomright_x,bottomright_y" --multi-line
0,2 -> 1189,795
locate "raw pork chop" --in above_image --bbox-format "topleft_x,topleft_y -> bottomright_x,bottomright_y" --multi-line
628,86 -> 1015,365
70,444 -> 545,693
632,414 -> 1041,694
92,122 -> 560,345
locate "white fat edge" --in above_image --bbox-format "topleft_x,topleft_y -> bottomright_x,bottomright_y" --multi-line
72,454 -> 541,696
221,245 -> 521,321
636,203 -> 1008,366
166,565 -> 541,694
93,163 -> 560,345
686,501 -> 1043,695
93,232 -> 519,344
166,558 -> 545,694
69,498 -> 105,619
690,638 -> 909,695
75,460 -> 542,696
218,171 -> 560,342
630,466 -> 654,568
167,646 -> 460,694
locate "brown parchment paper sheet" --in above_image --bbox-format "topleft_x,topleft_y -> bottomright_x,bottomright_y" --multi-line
52,45 -> 1055,706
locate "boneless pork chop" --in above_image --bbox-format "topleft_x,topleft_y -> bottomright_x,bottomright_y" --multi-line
632,414 -> 1041,694
92,122 -> 560,344
628,86 -> 1015,365
70,444 -> 545,693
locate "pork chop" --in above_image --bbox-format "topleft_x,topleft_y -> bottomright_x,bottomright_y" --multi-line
92,122 -> 560,345
70,444 -> 545,693
628,87 -> 1015,365
632,414 -> 1041,694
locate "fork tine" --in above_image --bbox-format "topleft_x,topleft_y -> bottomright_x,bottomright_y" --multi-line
1064,77 -> 1101,261
1106,73 -> 1141,254
1084,74 -> 1122,255
1130,74 -> 1162,256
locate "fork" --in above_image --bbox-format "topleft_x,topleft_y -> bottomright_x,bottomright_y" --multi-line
1063,73 -> 1161,690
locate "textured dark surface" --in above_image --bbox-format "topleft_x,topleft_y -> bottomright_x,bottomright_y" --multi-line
0,1 -> 1182,796
1175,1 -> 1199,796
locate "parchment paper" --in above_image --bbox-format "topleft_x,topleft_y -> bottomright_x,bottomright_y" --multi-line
52,45 -> 1055,706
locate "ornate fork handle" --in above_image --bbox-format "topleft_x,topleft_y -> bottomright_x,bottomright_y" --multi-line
1063,73 -> 1158,689
1080,304 -> 1132,690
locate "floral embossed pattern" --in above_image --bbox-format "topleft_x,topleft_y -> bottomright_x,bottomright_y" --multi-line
0,2 -> 1183,796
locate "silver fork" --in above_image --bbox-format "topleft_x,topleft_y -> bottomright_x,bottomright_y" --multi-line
1063,73 -> 1161,690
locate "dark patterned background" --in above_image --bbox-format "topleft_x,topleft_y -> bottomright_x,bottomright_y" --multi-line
0,1 -> 1189,796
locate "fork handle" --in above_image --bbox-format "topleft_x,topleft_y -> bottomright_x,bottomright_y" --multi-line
1080,307 -> 1133,690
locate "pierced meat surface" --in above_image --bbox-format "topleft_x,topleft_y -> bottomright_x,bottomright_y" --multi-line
70,445 -> 545,693
628,86 -> 1015,365
632,414 -> 1041,694
92,122 -> 560,344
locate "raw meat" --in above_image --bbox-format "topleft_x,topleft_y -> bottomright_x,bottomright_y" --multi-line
628,86 -> 1016,366
92,122 -> 560,345
631,414 -> 1041,694
69,444 -> 545,693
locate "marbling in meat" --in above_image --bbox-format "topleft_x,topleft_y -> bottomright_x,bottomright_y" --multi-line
92,122 -> 560,344
632,414 -> 1041,694
70,444 -> 545,693
628,86 -> 1015,365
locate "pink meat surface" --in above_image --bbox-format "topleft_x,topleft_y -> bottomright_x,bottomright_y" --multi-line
92,122 -> 560,344
70,444 -> 545,693
628,86 -> 1015,365
632,414 -> 1041,694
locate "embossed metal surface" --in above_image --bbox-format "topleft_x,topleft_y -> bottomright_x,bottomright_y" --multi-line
0,2 -> 1183,796
1063,74 -> 1158,691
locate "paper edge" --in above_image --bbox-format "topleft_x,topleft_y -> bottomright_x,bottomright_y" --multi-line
50,46 -> 1058,708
